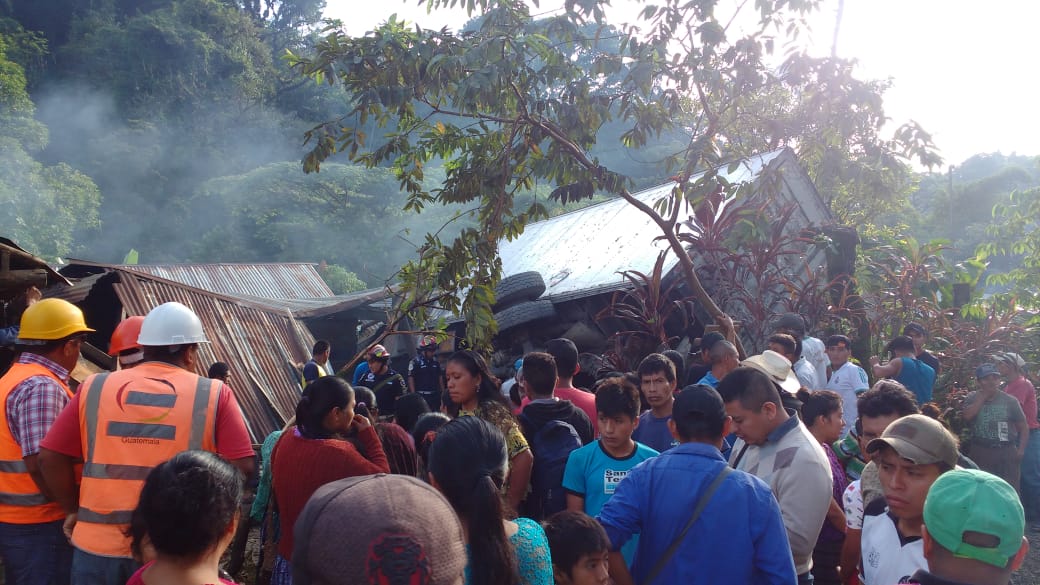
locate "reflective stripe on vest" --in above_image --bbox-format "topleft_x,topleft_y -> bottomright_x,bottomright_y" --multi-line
0,361 -> 73,524
73,364 -> 220,557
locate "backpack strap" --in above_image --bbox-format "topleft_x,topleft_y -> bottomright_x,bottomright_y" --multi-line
641,465 -> 733,585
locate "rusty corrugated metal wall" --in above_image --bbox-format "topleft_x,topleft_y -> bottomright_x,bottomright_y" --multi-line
112,270 -> 312,443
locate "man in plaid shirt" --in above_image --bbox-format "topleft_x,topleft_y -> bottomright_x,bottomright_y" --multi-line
0,298 -> 94,585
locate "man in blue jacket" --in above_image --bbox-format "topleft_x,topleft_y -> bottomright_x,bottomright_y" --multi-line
597,384 -> 795,585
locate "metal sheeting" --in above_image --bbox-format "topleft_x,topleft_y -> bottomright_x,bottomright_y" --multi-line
224,287 -> 393,320
112,270 -> 313,443
112,263 -> 334,300
43,273 -> 107,304
499,150 -> 792,302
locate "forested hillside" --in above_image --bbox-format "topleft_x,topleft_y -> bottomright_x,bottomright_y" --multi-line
0,1 -> 679,289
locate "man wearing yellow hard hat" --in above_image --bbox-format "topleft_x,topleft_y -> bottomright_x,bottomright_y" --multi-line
0,298 -> 93,585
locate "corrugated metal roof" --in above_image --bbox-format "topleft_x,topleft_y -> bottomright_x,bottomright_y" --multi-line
66,261 -> 334,300
225,287 -> 393,320
499,149 -> 791,302
111,270 -> 313,443
43,273 -> 107,304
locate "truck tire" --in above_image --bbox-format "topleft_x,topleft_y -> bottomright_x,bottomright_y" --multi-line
493,271 -> 546,310
494,299 -> 556,332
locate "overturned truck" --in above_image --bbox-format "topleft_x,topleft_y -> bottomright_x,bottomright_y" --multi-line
464,148 -> 847,376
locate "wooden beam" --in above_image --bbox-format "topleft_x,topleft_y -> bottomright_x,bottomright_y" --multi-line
0,269 -> 48,290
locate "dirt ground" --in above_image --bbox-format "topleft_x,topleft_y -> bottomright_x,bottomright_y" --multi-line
227,525 -> 1040,585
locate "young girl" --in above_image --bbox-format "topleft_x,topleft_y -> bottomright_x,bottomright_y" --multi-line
797,389 -> 849,585
427,416 -> 552,585
126,450 -> 242,585
444,350 -> 533,512
271,376 -> 390,583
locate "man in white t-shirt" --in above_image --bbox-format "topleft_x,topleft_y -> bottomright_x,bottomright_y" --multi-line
775,313 -> 828,389
860,414 -> 958,585
824,335 -> 870,434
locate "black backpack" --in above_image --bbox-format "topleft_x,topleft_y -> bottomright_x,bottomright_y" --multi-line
518,414 -> 583,520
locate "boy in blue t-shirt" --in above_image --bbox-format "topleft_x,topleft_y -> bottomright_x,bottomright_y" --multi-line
563,377 -> 659,566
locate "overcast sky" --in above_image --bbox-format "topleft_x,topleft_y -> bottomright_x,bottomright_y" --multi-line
325,0 -> 1040,168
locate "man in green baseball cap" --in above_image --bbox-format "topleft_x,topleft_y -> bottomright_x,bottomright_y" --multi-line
909,468 -> 1029,585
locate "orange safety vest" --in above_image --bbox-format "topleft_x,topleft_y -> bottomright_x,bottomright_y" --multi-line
0,362 -> 73,524
73,361 -> 221,557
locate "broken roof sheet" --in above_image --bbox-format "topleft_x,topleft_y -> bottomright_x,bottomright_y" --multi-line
64,261 -> 334,300
499,149 -> 794,302
111,269 -> 312,443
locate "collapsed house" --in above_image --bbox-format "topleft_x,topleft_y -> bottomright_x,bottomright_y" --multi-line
44,261 -> 390,443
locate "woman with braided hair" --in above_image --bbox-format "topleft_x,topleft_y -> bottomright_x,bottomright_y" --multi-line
427,416 -> 552,585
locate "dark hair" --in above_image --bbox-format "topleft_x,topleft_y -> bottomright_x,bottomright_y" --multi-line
716,367 -> 782,411
521,352 -> 557,397
312,340 -> 330,355
903,323 -> 928,338
637,353 -> 676,383
543,511 -> 610,577
128,450 -> 242,561
594,377 -> 640,420
412,412 -> 451,475
825,334 -> 852,349
428,417 -> 520,585
375,422 -> 419,477
857,380 -> 919,419
920,401 -> 942,421
699,331 -> 726,354
768,334 -> 798,360
296,376 -> 353,439
545,338 -> 579,378
444,350 -> 508,416
886,335 -> 916,355
393,392 -> 430,433
673,384 -> 727,441
142,343 -> 196,364
353,385 -> 377,412
207,362 -> 229,380
796,389 -> 842,427
623,371 -> 649,412
775,312 -> 806,338
19,332 -> 89,357
662,350 -> 685,382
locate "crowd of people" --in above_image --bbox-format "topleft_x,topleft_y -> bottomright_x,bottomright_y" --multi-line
0,298 -> 1035,585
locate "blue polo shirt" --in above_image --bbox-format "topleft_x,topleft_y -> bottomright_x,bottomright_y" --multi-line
597,442 -> 796,585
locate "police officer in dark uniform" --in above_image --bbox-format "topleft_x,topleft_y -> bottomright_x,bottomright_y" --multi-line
408,336 -> 444,411
360,345 -> 407,419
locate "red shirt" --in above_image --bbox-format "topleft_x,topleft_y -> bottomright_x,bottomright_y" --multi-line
1005,376 -> 1039,430
272,426 -> 389,558
521,385 -> 599,436
40,379 -> 254,461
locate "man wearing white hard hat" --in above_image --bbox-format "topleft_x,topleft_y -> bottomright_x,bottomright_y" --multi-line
39,302 -> 255,585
